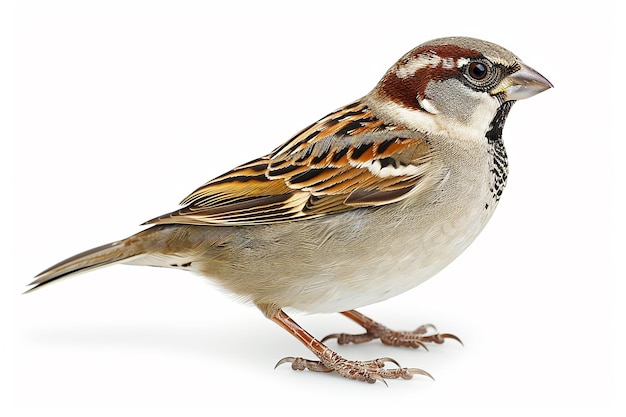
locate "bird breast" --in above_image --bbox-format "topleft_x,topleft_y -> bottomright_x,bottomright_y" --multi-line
189,135 -> 502,314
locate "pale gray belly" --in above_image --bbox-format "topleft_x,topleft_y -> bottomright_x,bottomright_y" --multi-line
189,170 -> 498,313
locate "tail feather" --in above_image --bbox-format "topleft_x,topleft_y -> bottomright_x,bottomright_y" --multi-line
26,240 -> 142,293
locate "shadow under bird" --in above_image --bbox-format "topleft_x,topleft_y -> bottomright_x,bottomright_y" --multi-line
28,36 -> 552,384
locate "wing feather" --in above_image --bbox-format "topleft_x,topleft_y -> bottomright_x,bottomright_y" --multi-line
144,100 -> 441,226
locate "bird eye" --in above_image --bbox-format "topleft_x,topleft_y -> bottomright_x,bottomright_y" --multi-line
468,62 -> 487,80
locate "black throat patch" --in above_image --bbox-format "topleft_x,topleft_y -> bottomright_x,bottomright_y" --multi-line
485,101 -> 513,202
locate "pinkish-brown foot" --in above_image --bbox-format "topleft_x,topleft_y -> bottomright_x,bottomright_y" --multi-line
322,310 -> 463,350
269,308 -> 433,384
275,348 -> 432,385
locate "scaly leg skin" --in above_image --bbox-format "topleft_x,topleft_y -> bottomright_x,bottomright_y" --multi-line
271,309 -> 432,384
321,310 -> 463,350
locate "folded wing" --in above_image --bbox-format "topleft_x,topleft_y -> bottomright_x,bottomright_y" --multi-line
144,101 -> 441,226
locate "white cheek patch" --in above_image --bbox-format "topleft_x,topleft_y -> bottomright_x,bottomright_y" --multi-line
367,94 -> 499,145
468,92 -> 501,134
417,97 -> 439,114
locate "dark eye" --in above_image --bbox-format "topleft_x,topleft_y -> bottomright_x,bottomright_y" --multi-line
468,62 -> 487,80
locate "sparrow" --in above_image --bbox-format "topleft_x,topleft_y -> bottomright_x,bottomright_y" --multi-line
28,37 -> 552,384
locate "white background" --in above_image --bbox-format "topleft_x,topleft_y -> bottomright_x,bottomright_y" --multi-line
2,0 -> 623,415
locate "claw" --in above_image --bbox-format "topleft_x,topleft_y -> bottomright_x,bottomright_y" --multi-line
415,323 -> 438,335
416,341 -> 429,351
274,356 -> 295,369
320,333 -> 339,343
370,373 -> 388,386
440,333 -> 464,346
380,357 -> 401,368
408,367 -> 435,381
321,331 -> 375,345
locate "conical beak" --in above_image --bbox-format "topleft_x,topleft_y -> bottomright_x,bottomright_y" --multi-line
493,63 -> 553,101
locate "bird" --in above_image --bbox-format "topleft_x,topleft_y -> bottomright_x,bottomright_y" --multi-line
27,36 -> 552,384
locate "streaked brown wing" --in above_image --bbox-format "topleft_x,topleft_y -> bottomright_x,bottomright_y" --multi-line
145,100 -> 439,226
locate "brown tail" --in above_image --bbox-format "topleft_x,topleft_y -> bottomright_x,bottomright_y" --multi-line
26,238 -> 144,293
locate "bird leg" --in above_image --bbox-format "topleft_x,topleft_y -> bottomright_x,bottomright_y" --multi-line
271,309 -> 432,384
321,310 -> 462,349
